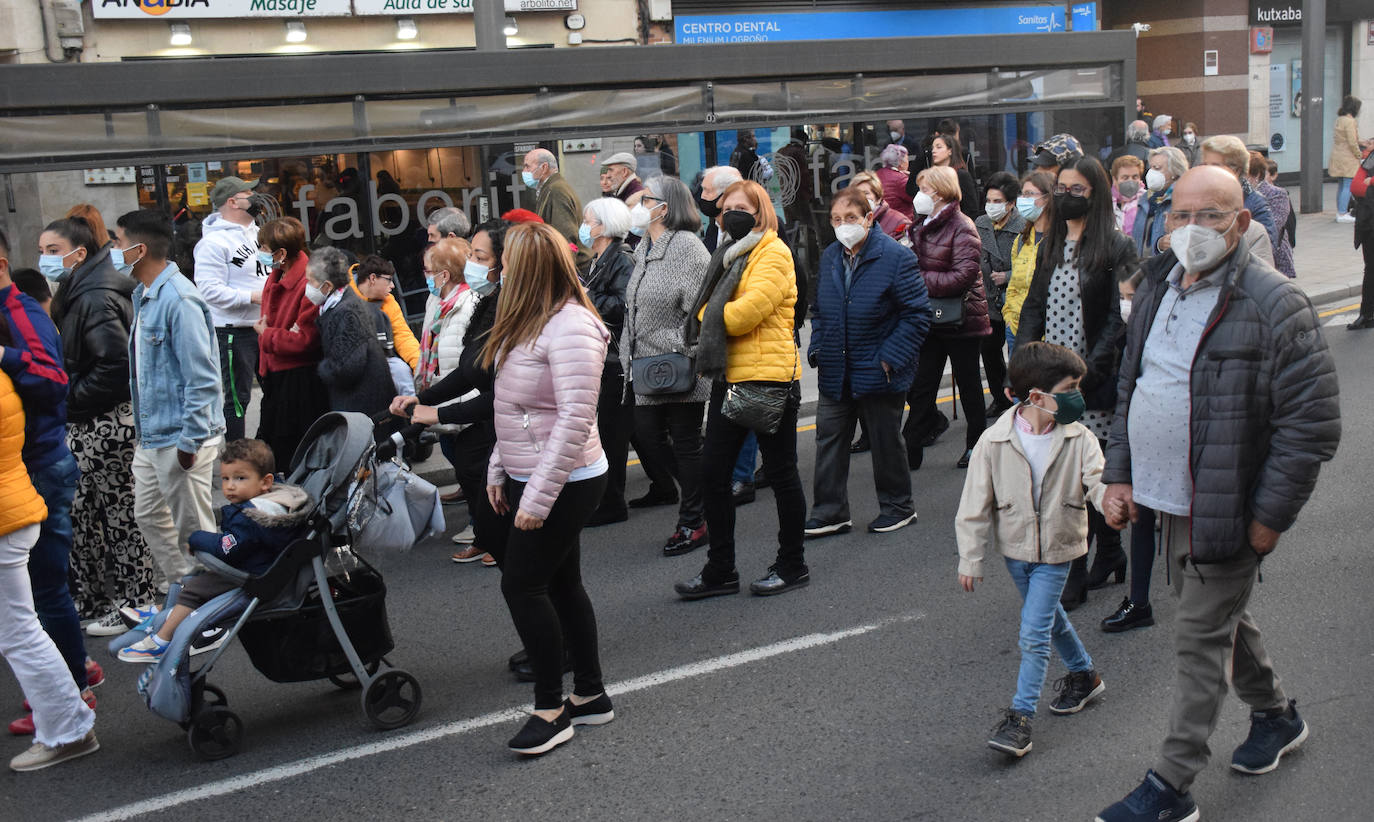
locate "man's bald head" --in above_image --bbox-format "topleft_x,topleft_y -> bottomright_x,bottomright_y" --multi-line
521,149 -> 558,185
1173,165 -> 1245,213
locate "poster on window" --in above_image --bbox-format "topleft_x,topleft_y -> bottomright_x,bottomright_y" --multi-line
1269,63 -> 1287,153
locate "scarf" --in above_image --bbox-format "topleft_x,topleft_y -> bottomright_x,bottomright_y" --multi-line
692,230 -> 762,382
416,283 -> 469,391
1112,188 -> 1141,232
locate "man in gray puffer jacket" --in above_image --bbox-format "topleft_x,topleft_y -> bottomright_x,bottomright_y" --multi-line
1095,166 -> 1340,822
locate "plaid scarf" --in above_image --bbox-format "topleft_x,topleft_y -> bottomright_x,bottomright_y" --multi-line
416,284 -> 469,391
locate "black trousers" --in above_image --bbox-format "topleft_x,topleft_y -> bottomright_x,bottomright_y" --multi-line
1128,505 -> 1158,605
1359,240 -> 1374,319
449,425 -> 509,561
632,400 -> 706,528
216,327 -> 258,442
980,319 -> 1009,410
904,333 -> 988,450
501,474 -> 607,710
701,380 -> 807,582
596,365 -> 632,516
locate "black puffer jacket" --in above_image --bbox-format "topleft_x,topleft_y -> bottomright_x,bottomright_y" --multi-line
584,240 -> 634,366
1104,243 -> 1341,563
49,245 -> 135,424
1015,231 -> 1137,407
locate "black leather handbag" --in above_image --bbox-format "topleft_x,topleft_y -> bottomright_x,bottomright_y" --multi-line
630,351 -> 696,396
929,295 -> 964,329
720,346 -> 798,435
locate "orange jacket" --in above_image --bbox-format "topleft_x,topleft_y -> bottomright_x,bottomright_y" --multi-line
0,371 -> 47,536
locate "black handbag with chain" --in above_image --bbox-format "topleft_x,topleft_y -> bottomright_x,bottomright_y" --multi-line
720,344 -> 798,435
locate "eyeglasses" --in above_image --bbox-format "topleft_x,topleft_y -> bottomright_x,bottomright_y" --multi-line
829,215 -> 867,227
1053,184 -> 1091,196
1164,209 -> 1238,230
641,195 -> 663,204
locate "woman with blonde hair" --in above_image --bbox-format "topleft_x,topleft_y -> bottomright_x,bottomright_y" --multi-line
676,180 -> 808,600
484,222 -> 613,756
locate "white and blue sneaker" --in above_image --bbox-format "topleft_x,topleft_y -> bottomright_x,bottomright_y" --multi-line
119,603 -> 159,629
117,635 -> 169,663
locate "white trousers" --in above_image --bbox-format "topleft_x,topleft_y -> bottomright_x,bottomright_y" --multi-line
0,524 -> 95,746
132,443 -> 217,592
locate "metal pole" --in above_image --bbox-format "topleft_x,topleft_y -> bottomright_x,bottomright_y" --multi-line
1298,0 -> 1325,214
474,0 -> 506,52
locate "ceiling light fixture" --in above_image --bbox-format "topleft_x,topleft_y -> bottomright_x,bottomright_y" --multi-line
503,16 -> 518,37
168,22 -> 192,47
284,20 -> 307,44
396,17 -> 418,40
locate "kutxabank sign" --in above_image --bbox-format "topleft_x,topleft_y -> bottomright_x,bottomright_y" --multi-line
93,0 -> 570,19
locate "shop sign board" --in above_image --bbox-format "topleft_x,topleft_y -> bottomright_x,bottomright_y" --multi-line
1250,2 -> 1301,26
95,0 -> 574,18
677,2 -> 1098,45
353,0 -> 474,15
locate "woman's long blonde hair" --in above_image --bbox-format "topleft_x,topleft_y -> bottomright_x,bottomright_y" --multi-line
481,222 -> 602,369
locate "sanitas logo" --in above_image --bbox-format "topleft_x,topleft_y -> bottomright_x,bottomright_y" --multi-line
100,0 -> 211,16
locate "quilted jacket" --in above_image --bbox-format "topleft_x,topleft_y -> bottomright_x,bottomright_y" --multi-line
488,301 -> 609,521
714,229 -> 802,384
422,286 -> 477,380
0,371 -> 47,536
909,203 -> 990,338
1104,243 -> 1341,563
809,226 -> 931,399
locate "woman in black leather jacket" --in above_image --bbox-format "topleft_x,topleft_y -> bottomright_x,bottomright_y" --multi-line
580,198 -> 636,526
44,216 -> 158,623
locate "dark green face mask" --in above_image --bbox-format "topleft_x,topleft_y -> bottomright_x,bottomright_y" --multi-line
1043,389 -> 1086,425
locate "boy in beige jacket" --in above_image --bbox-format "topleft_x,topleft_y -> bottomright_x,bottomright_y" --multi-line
955,342 -> 1108,758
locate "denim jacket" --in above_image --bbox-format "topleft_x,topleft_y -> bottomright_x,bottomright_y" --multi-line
130,262 -> 225,452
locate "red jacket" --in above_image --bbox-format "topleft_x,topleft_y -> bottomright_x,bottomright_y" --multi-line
258,253 -> 322,373
876,166 -> 915,220
909,203 -> 990,338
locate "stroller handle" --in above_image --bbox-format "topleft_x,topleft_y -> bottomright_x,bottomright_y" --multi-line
375,422 -> 428,462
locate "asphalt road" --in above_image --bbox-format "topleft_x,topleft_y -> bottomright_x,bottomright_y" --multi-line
3,300 -> 1372,822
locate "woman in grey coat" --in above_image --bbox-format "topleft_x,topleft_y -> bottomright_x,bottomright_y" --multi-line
620,176 -> 713,556
306,247 -> 394,417
974,172 -> 1025,418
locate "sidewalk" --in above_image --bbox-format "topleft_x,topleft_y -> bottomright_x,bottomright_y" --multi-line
1285,181 -> 1366,308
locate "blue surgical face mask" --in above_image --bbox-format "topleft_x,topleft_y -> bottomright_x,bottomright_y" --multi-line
521,170 -> 538,188
578,222 -> 594,247
464,259 -> 494,295
109,243 -> 144,277
256,250 -> 276,269
1016,195 -> 1044,221
425,274 -> 442,298
38,247 -> 82,280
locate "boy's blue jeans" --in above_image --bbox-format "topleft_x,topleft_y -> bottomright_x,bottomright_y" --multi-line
1004,557 -> 1093,716
732,431 -> 759,484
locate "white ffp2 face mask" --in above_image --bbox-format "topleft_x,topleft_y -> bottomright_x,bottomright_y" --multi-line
1170,220 -> 1235,273
835,223 -> 867,249
1145,169 -> 1168,192
985,201 -> 1008,220
913,191 -> 935,216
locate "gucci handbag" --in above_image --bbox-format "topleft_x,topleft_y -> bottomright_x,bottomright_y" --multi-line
630,350 -> 695,396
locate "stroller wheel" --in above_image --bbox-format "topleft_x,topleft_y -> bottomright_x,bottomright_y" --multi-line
362,670 -> 422,730
187,705 -> 244,761
328,661 -> 380,691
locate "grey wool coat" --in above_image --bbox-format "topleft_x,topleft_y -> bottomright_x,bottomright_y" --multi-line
621,229 -> 712,405
316,289 -> 395,417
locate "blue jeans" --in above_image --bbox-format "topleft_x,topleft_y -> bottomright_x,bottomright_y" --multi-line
1005,325 -> 1017,357
733,432 -> 759,483
1337,177 -> 1353,215
1004,558 -> 1092,716
28,451 -> 88,690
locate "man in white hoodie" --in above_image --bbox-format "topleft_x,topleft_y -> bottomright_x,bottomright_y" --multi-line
194,177 -> 266,441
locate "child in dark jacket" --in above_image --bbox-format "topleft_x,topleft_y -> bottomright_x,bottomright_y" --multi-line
117,439 -> 310,663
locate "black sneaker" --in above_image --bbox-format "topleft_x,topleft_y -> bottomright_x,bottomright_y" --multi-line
868,512 -> 916,533
1231,698 -> 1308,775
987,708 -> 1032,757
1049,669 -> 1105,715
803,517 -> 852,538
749,568 -> 810,596
1101,598 -> 1155,633
1095,770 -> 1199,822
508,712 -> 574,756
563,693 -> 615,726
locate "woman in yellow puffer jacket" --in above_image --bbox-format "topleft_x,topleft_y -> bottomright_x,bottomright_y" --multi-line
0,364 -> 98,771
676,180 -> 808,601
1003,170 -> 1055,356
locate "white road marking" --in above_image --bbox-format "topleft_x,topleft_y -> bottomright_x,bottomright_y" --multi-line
71,612 -> 923,822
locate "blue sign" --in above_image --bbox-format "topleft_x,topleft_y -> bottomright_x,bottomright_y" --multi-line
676,3 -> 1098,45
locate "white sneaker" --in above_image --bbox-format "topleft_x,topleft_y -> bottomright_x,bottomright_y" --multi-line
10,730 -> 99,772
451,525 -> 476,544
1336,213 -> 1356,223
85,610 -> 127,637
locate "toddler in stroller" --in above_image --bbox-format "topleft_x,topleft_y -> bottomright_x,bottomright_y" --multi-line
117,439 -> 308,664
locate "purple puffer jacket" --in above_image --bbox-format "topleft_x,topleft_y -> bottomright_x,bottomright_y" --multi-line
487,301 -> 610,520
909,202 -> 990,338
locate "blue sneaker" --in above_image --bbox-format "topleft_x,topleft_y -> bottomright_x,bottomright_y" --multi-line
1231,698 -> 1308,775
119,603 -> 159,629
1095,770 -> 1199,822
116,636 -> 168,664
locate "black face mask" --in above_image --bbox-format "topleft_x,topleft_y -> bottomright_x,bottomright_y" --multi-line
721,210 -> 756,241
697,194 -> 722,219
1054,192 -> 1091,220
246,199 -> 263,218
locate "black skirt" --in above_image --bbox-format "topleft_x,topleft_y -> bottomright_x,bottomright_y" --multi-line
257,364 -> 330,471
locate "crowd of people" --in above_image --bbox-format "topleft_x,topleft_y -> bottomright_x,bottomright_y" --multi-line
0,103 -> 1366,822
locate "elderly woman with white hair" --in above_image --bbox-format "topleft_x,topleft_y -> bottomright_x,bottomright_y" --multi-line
1142,146 -> 1189,256
581,197 -> 638,526
875,143 -> 915,220
306,247 -> 394,416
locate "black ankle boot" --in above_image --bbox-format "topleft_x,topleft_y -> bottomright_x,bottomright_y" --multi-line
1061,555 -> 1088,611
1086,547 -> 1127,589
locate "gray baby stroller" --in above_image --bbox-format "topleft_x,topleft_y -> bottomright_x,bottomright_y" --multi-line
110,411 -> 440,760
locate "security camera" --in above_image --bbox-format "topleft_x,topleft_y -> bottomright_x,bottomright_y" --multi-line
1131,22 -> 1152,37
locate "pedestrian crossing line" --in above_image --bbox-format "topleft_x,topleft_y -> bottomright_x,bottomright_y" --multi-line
69,611 -> 924,822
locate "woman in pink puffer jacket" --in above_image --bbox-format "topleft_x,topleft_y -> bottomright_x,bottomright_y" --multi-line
482,223 -> 615,758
